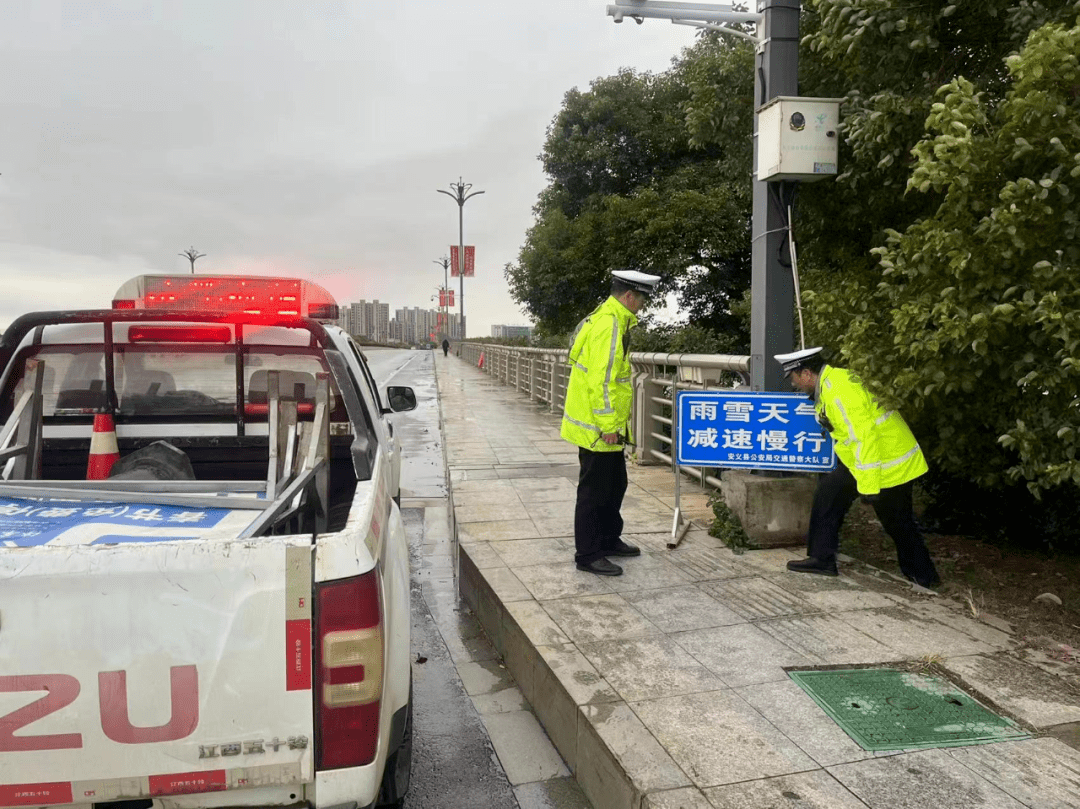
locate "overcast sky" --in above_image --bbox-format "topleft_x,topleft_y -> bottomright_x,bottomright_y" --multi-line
0,1 -> 698,336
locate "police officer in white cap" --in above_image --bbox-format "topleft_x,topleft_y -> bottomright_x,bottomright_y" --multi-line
561,269 -> 661,575
775,347 -> 940,587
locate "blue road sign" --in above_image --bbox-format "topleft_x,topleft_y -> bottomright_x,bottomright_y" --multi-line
676,391 -> 835,472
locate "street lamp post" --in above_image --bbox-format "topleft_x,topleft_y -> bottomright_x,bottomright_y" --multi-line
433,256 -> 451,339
179,246 -> 206,275
436,178 -> 484,341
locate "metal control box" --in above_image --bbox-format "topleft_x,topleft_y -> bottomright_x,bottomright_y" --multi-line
756,96 -> 843,182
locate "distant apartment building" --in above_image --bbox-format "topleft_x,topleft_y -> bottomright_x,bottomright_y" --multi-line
491,325 -> 532,340
389,308 -> 461,344
339,299 -> 390,343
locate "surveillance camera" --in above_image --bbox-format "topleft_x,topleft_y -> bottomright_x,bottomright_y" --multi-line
613,12 -> 624,22
633,15 -> 644,24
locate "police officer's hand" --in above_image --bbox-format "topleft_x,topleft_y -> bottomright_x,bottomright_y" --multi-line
601,432 -> 621,445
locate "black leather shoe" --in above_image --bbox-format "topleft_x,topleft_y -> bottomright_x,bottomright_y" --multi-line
606,539 -> 641,557
576,557 -> 623,576
786,557 -> 839,576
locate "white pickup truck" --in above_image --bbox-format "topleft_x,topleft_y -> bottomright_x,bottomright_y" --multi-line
0,275 -> 414,809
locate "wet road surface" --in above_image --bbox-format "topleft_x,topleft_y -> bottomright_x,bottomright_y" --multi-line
369,348 -> 519,809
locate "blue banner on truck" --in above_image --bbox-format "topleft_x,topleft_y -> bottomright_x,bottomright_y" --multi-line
0,497 -> 247,547
676,391 -> 836,472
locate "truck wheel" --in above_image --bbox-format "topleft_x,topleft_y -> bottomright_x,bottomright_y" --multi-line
376,681 -> 413,807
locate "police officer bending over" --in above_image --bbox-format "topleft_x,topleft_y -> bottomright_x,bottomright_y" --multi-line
561,269 -> 660,576
776,347 -> 940,589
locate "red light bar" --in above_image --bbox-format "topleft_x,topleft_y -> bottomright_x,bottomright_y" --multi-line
110,275 -> 340,321
128,326 -> 232,343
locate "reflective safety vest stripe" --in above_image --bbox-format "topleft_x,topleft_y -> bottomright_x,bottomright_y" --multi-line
816,365 -> 928,495
560,296 -> 637,452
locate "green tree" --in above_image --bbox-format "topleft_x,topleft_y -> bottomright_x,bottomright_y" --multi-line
814,21 -> 1080,499
505,43 -> 755,340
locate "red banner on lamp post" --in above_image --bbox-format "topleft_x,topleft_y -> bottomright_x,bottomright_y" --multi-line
450,246 -> 475,278
439,289 -> 446,307
448,289 -> 455,306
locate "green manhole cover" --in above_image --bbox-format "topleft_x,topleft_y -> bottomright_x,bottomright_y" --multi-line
788,668 -> 1029,751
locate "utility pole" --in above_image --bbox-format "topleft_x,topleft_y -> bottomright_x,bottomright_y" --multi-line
606,0 -> 800,391
750,0 -> 800,391
436,178 -> 484,340
179,246 -> 206,274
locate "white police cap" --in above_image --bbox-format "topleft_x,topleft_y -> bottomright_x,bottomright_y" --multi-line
774,346 -> 824,373
612,269 -> 661,295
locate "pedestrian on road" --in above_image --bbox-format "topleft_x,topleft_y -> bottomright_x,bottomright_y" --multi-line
442,338 -> 450,357
777,347 -> 940,588
561,269 -> 660,576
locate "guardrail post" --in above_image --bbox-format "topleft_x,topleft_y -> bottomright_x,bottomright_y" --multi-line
633,359 -> 662,466
548,353 -> 560,412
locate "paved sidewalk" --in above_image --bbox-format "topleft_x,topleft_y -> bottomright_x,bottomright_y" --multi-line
437,353 -> 1080,809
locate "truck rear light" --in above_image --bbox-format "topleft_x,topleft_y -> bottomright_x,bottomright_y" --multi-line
112,299 -> 136,309
316,572 -> 383,770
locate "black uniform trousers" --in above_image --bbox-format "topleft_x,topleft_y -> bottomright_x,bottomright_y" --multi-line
808,460 -> 939,586
574,447 -> 628,565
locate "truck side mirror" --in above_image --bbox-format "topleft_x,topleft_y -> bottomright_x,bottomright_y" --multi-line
386,386 -> 417,413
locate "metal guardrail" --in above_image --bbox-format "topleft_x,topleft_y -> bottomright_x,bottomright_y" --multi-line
458,343 -> 751,494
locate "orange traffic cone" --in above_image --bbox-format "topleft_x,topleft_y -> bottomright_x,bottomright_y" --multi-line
86,412 -> 120,480
478,351 -> 485,370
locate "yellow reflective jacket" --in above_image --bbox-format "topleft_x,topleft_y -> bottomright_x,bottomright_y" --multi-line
560,296 -> 637,452
816,365 -> 928,495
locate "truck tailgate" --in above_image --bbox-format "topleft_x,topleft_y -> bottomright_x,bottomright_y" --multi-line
0,536 -> 315,802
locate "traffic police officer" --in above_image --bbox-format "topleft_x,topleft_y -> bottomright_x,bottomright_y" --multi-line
776,347 -> 940,588
562,269 -> 660,576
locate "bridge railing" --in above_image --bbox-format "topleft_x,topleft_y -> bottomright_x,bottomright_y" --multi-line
458,343 -> 751,492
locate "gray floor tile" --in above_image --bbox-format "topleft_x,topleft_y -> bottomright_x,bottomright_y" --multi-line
828,748 -> 1026,808
510,476 -> 579,502
622,585 -> 746,633
459,519 -> 540,542
514,776 -> 593,809
643,787 -> 714,809
604,552 -> 694,593
673,623 -> 815,687
631,690 -> 819,788
941,653 -> 1080,728
579,635 -> 725,702
490,537 -> 571,567
755,614 -> 897,665
702,576 -> 822,620
457,502 -> 531,523
505,599 -> 575,648
515,562 -> 618,600
481,566 -> 535,602
482,710 -> 570,785
459,541 -> 507,569
472,686 -> 529,715
841,607 -> 995,658
581,702 -> 692,793
542,593 -> 663,645
704,770 -> 871,808
764,572 -> 900,611
536,644 -> 622,705
457,659 -> 517,696
665,546 -> 758,582
945,737 -> 1080,808
735,679 -> 879,767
